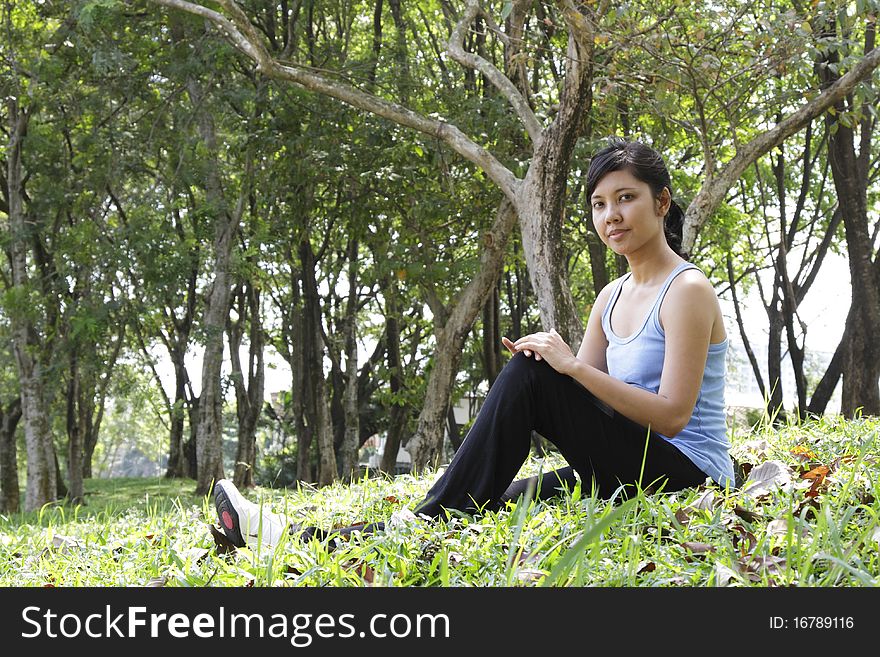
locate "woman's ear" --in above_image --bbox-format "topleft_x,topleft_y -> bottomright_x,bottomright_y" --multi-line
657,187 -> 672,217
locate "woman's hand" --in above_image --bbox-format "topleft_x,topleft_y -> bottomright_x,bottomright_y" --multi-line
501,329 -> 576,375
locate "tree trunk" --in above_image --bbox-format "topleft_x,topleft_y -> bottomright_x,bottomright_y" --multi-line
192,177 -> 236,494
300,237 -> 337,485
446,404 -> 462,452
818,21 -> 880,416
766,300 -> 786,423
228,282 -> 266,489
165,346 -> 192,478
380,276 -> 407,474
66,352 -> 85,505
275,260 -> 313,484
807,310 -> 849,416
184,71 -> 240,496
481,282 -> 502,387
0,398 -> 23,513
516,31 -> 593,349
338,237 -> 361,480
727,257 -> 767,404
587,225 -> 609,298
406,198 -> 518,471
6,101 -> 57,512
82,323 -> 123,479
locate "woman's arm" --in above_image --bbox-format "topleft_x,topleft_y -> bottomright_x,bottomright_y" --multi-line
512,273 -> 719,437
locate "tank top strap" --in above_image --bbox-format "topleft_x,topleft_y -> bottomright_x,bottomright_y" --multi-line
601,272 -> 632,328
650,261 -> 700,326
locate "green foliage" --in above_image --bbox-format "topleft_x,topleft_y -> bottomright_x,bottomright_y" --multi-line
1,0 -> 876,524
1,417 -> 877,587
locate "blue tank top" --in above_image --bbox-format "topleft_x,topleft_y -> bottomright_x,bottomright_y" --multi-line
601,262 -> 733,488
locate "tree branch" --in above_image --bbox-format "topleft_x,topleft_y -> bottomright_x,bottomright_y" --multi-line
149,0 -> 520,200
682,45 -> 880,255
447,0 -> 542,145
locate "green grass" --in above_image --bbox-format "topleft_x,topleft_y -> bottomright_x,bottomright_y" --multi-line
1,414 -> 877,587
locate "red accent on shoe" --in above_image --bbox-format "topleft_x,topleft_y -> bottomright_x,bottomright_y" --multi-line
222,510 -> 234,530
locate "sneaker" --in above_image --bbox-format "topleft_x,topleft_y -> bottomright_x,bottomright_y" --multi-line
213,479 -> 287,551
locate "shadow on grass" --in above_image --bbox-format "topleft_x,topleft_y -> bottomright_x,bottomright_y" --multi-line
0,477 -> 205,529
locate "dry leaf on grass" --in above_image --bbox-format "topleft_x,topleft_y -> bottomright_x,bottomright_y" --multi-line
732,505 -> 763,523
40,535 -> 83,559
790,445 -> 818,462
687,489 -> 717,512
741,460 -> 794,498
737,439 -> 772,460
766,517 -> 810,540
209,524 -> 238,554
680,541 -> 717,556
673,509 -> 690,527
714,563 -> 741,587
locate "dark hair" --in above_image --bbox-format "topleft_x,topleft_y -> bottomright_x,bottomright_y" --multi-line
585,137 -> 687,259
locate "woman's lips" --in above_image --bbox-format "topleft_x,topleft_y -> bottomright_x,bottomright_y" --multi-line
608,229 -> 628,240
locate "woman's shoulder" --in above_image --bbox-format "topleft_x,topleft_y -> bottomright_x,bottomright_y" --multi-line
669,266 -> 717,298
663,266 -> 722,320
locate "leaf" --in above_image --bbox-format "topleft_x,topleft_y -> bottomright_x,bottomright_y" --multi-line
748,555 -> 786,576
673,509 -> 690,527
637,561 -> 656,574
801,465 -> 830,499
681,541 -> 717,555
790,445 -> 818,462
714,563 -> 741,587
209,524 -> 238,554
729,525 -> 757,556
738,439 -> 772,460
501,1 -> 513,20
767,517 -> 810,539
802,465 -> 830,480
872,527 -> 880,549
741,460 -> 794,498
732,505 -> 762,523
51,535 -> 82,553
145,576 -> 167,587
687,489 -> 717,511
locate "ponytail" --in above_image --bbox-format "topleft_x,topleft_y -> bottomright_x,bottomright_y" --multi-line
664,199 -> 688,261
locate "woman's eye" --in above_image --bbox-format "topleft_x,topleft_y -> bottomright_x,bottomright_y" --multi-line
592,201 -> 604,209
620,194 -> 633,201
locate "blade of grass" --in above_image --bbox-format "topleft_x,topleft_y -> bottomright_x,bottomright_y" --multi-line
541,498 -> 636,587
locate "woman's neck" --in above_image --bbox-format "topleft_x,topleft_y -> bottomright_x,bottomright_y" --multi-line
625,244 -> 683,287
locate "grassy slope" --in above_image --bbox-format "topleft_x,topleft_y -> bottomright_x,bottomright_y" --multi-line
0,415 -> 877,587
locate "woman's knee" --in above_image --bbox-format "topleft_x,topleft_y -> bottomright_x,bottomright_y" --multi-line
505,351 -> 552,376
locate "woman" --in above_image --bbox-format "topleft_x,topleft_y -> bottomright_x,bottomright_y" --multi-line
214,137 -> 734,551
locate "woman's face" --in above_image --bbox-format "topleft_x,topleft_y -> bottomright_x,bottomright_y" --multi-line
589,169 -> 670,257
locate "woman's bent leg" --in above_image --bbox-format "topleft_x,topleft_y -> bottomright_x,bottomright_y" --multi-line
500,466 -> 579,504
413,354 -> 609,517
413,353 -> 707,517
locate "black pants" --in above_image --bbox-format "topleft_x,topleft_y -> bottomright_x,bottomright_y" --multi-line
413,352 -> 706,517
313,353 -> 706,540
